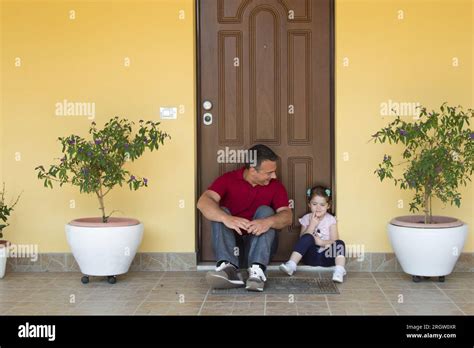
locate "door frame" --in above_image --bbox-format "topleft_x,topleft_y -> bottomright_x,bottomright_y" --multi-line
194,0 -> 336,263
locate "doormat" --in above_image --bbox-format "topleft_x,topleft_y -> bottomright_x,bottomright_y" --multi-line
211,277 -> 339,294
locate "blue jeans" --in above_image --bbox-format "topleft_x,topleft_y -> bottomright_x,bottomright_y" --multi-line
211,205 -> 278,269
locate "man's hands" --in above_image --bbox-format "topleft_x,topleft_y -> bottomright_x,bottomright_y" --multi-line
247,218 -> 273,236
222,215 -> 251,235
222,214 -> 273,236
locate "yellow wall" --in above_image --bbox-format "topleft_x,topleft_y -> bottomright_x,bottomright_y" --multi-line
0,0 -> 472,254
336,0 -> 473,251
1,0 -> 196,252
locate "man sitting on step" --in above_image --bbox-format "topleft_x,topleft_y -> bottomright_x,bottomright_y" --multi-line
197,144 -> 292,292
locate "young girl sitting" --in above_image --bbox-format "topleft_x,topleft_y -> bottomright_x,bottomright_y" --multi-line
279,186 -> 347,283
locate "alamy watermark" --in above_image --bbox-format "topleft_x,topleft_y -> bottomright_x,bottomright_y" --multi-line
322,243 -> 365,262
18,322 -> 55,341
217,147 -> 257,167
55,99 -> 95,120
380,99 -> 421,119
0,242 -> 39,262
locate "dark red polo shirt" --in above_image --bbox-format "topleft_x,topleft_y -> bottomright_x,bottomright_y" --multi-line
207,166 -> 290,224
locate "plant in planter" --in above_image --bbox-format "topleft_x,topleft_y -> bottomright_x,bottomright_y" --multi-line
372,103 -> 473,282
0,183 -> 21,279
35,117 -> 170,284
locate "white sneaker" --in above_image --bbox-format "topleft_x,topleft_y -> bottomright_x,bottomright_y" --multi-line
279,262 -> 295,276
332,267 -> 347,283
246,264 -> 267,292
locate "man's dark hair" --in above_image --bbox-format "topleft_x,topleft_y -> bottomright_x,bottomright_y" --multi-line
245,144 -> 279,169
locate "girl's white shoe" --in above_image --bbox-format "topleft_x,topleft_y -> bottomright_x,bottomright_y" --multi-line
279,261 -> 295,276
332,266 -> 347,283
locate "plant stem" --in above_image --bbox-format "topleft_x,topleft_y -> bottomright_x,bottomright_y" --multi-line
103,187 -> 112,197
423,189 -> 429,224
96,174 -> 108,223
96,190 -> 107,223
429,194 -> 433,224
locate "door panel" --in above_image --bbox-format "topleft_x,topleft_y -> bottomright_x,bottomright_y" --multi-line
198,0 -> 334,262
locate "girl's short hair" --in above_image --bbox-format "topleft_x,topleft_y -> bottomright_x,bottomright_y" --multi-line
306,185 -> 332,205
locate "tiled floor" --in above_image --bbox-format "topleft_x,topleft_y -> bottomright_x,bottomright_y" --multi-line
0,271 -> 472,315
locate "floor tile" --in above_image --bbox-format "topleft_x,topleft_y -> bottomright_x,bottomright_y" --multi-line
0,277 -> 55,290
383,289 -> 452,303
200,301 -> 233,315
376,278 -> 438,290
6,301 -> 80,315
0,289 -> 41,302
265,301 -> 298,315
456,303 -> 474,315
161,271 -> 205,278
154,277 -> 209,290
206,293 -> 265,302
371,272 -> 412,280
22,288 -> 93,304
335,278 -> 379,290
135,301 -> 202,315
232,301 -> 265,315
328,301 -> 396,315
392,302 -> 464,315
0,302 -> 19,314
441,289 -> 474,304
1,271 -> 471,316
84,288 -> 152,302
296,302 -> 331,315
435,278 -> 474,290
326,289 -> 386,302
145,288 -> 208,302
71,300 -> 141,315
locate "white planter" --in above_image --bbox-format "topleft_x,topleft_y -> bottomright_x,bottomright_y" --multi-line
65,217 -> 143,277
388,216 -> 468,277
0,244 -> 7,279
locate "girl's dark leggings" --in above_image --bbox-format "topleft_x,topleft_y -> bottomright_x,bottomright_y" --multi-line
294,233 -> 345,267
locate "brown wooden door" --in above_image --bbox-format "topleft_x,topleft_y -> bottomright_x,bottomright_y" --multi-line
197,0 -> 334,262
